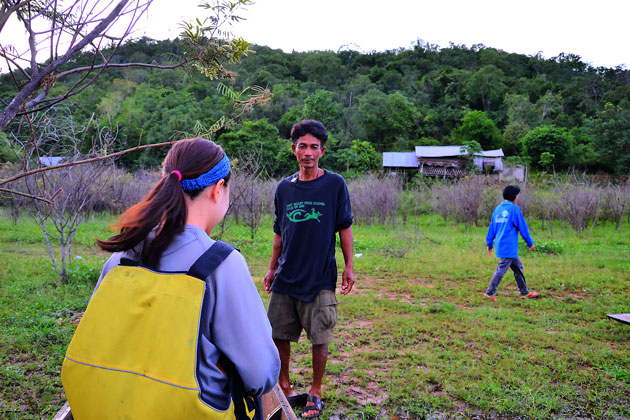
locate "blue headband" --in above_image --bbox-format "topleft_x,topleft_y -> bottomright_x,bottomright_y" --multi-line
180,154 -> 231,192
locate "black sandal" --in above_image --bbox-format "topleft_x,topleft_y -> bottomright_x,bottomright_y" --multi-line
285,392 -> 308,409
301,394 -> 324,419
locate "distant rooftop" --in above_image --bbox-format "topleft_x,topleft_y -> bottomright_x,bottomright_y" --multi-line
382,152 -> 419,168
39,156 -> 64,167
415,146 -> 504,158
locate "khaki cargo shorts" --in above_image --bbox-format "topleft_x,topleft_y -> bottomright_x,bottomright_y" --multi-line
267,289 -> 338,345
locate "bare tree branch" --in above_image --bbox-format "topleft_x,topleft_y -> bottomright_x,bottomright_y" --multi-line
0,0 -> 34,33
0,0 -> 134,130
0,186 -> 56,203
0,139 -> 177,186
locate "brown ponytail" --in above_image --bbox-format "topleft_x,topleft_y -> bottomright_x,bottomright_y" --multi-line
97,138 -> 230,268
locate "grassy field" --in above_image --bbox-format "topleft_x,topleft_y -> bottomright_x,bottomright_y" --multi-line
1,212 -> 629,419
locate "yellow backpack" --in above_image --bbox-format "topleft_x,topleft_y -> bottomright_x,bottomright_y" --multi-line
62,241 -> 259,420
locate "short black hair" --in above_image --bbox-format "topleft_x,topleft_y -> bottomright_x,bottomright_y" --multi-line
503,185 -> 521,202
290,120 -> 328,147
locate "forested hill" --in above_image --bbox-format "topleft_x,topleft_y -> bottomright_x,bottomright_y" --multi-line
2,37 -> 629,175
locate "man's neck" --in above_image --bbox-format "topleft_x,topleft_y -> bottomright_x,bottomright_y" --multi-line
299,166 -> 321,181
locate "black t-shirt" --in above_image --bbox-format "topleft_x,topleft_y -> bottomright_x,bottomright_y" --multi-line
272,170 -> 353,302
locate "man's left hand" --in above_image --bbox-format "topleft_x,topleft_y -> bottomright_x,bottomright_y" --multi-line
341,266 -> 355,295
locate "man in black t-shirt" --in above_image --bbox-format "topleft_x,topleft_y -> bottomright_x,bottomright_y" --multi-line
264,120 -> 355,419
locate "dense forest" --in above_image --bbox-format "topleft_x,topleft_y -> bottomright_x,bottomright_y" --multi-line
2,37 -> 629,177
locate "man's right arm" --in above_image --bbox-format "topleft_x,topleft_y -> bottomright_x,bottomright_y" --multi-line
263,233 -> 282,294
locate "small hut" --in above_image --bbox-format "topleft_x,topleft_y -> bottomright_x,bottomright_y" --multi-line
382,152 -> 419,179
414,146 -> 504,177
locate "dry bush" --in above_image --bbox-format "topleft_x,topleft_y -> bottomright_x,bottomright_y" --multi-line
478,184 -> 503,223
398,184 -> 432,225
431,182 -> 457,223
600,184 -> 630,230
92,167 -> 160,214
431,176 -> 487,226
226,149 -> 276,238
24,162 -> 112,283
228,172 -> 275,237
348,174 -> 401,226
528,189 -> 560,233
555,183 -> 601,233
0,163 -> 27,222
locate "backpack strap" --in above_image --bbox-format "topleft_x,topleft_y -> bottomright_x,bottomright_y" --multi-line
187,240 -> 236,280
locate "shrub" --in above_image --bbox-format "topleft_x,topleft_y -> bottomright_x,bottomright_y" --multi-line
600,184 -> 630,230
555,182 -> 601,233
348,174 -> 401,225
534,241 -> 564,254
92,167 -> 159,214
528,189 -> 560,233
431,176 -> 487,226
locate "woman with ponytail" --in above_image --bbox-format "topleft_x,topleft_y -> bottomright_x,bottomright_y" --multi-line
62,138 -> 280,420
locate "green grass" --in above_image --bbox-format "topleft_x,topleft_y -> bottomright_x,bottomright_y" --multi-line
1,212 -> 629,419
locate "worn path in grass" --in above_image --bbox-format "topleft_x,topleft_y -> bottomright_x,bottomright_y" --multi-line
1,214 -> 629,419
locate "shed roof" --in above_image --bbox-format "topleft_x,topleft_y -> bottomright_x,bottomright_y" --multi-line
382,152 -> 419,168
415,146 -> 504,158
415,145 -> 464,158
478,149 -> 504,157
39,156 -> 64,167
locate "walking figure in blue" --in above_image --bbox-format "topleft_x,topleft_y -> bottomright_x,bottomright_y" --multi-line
485,185 -> 539,301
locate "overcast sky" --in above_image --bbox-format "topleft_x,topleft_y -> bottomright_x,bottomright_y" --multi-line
139,0 -> 630,69
1,0 -> 628,69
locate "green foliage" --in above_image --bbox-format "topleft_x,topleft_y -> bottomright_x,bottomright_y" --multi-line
179,1 -> 254,80
501,122 -> 528,156
534,240 -> 564,254
539,151 -> 555,167
358,90 -> 419,150
464,64 -> 507,113
350,140 -> 380,171
452,110 -> 502,149
0,132 -> 16,162
523,125 -> 573,169
3,32 -> 630,173
416,137 -> 440,146
217,119 -> 286,176
301,90 -> 341,129
589,102 -> 630,174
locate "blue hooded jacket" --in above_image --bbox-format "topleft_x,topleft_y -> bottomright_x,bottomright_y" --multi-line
486,201 -> 534,258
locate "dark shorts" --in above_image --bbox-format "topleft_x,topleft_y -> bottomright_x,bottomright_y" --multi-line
267,289 -> 338,345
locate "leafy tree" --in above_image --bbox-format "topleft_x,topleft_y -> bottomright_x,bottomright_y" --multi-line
505,94 -> 538,128
535,92 -> 564,124
358,89 -> 389,149
452,110 -> 502,149
568,127 -> 596,169
275,143 -> 298,176
350,140 -> 380,172
276,105 -> 304,139
332,148 -> 361,172
218,119 -> 286,176
522,125 -> 573,169
539,151 -> 555,170
417,137 -> 440,146
301,90 -> 341,129
589,102 -> 630,174
358,90 -> 418,151
501,122 -> 528,156
299,51 -> 344,89
385,92 -> 419,144
464,65 -> 507,113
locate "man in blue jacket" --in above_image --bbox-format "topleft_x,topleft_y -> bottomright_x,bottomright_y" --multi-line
485,185 -> 539,301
